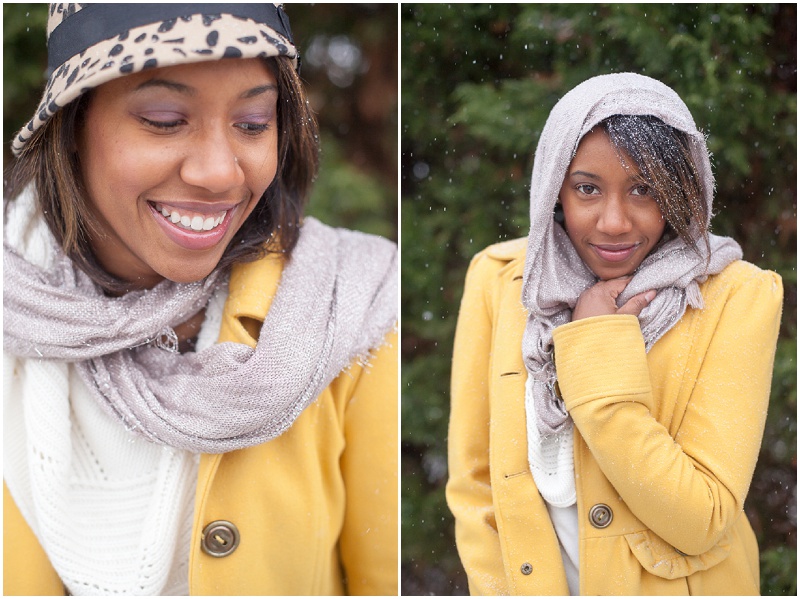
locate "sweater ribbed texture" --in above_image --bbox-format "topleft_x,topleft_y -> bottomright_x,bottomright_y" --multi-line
4,328 -> 202,595
525,373 -> 576,507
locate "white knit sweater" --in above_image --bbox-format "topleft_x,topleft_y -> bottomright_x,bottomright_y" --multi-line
525,373 -> 580,595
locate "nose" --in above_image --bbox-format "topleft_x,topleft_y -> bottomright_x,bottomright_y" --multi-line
596,195 -> 633,236
179,127 -> 245,193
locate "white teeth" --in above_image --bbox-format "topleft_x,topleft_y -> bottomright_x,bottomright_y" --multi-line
154,203 -> 227,232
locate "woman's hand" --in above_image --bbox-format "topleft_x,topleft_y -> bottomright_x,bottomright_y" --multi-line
572,277 -> 656,321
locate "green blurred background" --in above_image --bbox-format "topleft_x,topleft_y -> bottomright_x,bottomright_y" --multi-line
401,3 -> 796,595
3,3 -> 397,240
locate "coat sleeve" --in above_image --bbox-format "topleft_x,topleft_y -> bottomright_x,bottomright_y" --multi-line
446,253 -> 509,594
554,267 -> 782,556
338,329 -> 399,596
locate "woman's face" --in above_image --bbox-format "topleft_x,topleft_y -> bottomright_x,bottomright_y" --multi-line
77,58 -> 279,289
559,128 -> 666,280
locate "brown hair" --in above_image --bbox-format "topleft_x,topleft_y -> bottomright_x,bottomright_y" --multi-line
600,114 -> 710,257
4,56 -> 319,294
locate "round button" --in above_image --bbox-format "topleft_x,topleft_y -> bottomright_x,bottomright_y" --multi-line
520,562 -> 533,575
589,504 -> 613,529
201,520 -> 240,557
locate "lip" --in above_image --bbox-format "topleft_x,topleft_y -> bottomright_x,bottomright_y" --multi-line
151,199 -> 240,215
148,200 -> 238,251
590,242 -> 641,263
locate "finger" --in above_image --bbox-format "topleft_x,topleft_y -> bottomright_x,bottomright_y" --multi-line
617,290 -> 657,316
600,276 -> 632,298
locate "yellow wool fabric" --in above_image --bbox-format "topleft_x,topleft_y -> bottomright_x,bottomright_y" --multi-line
4,254 -> 398,596
447,238 -> 781,595
3,484 -> 65,595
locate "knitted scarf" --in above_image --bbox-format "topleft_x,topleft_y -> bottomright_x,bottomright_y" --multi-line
521,73 -> 742,506
4,187 -> 397,454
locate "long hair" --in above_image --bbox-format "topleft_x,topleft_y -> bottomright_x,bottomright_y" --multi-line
600,114 -> 710,257
4,56 -> 320,294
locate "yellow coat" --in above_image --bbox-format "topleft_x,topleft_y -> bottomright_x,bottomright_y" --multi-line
4,254 -> 398,596
446,238 -> 782,595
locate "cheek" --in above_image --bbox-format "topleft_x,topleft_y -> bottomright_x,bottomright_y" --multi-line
79,98 -> 162,212
234,152 -> 278,224
83,140 -> 176,212
243,140 -> 280,193
642,206 -> 667,240
254,156 -> 278,191
82,127 -> 134,194
561,199 -> 589,240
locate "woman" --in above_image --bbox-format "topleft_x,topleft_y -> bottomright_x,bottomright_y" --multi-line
4,4 -> 397,596
447,73 -> 782,595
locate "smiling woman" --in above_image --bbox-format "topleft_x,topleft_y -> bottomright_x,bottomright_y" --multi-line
4,3 -> 397,596
558,127 -> 667,282
77,60 -> 280,288
447,73 -> 783,595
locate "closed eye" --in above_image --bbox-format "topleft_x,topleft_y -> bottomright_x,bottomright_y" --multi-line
235,122 -> 271,135
139,116 -> 184,131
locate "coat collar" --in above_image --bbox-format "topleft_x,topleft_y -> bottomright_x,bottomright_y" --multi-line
485,237 -> 527,283
484,236 -> 527,262
217,254 -> 285,348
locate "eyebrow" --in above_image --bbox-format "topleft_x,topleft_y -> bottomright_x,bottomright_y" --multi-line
134,79 -> 194,95
569,170 -> 640,182
569,170 -> 601,180
134,79 -> 278,99
241,84 -> 278,99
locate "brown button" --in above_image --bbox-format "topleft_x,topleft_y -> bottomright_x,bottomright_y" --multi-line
589,504 -> 613,529
520,562 -> 533,575
201,520 -> 240,557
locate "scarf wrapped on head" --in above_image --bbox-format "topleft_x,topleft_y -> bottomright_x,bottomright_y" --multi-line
4,187 -> 397,454
521,73 -> 742,507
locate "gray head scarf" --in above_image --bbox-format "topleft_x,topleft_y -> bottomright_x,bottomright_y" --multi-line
521,73 -> 742,504
4,188 -> 397,454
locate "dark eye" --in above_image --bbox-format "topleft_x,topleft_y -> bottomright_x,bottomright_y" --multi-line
576,184 -> 598,195
632,184 -> 650,196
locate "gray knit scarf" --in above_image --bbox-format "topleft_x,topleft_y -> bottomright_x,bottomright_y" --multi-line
522,73 -> 742,438
4,191 -> 397,454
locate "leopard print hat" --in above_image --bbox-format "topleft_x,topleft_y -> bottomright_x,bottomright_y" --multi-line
12,3 -> 298,155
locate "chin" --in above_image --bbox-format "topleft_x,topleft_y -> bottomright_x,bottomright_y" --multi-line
591,264 -> 637,281
159,263 -> 219,285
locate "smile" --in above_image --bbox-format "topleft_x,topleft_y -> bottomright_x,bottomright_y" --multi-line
590,243 -> 641,263
154,202 -> 227,232
148,200 -> 237,252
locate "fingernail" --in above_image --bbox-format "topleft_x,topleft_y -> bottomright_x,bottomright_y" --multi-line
645,290 -> 657,302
